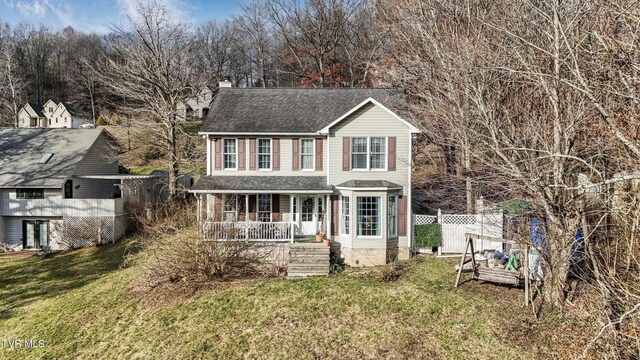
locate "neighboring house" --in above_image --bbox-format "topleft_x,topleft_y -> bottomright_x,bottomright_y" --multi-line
17,103 -> 46,128
17,100 -> 92,129
177,85 -> 217,121
190,87 -> 420,266
0,128 -> 166,251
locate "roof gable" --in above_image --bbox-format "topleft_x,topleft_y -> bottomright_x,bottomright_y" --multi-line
200,88 -> 412,134
319,97 -> 420,134
0,128 -> 106,188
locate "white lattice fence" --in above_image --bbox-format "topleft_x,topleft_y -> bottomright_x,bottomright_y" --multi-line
413,211 -> 504,254
415,214 -> 437,225
62,216 -> 128,250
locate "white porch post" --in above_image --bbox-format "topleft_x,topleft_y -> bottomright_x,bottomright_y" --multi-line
290,195 -> 295,243
245,194 -> 250,240
326,194 -> 331,240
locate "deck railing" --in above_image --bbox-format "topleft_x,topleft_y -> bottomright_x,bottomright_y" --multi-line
201,221 -> 294,242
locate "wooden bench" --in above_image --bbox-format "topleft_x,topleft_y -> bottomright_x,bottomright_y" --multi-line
454,233 -> 531,306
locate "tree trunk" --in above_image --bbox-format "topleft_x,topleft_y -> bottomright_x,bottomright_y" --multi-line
167,122 -> 179,198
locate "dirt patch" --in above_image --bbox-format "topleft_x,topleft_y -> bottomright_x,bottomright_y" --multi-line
0,251 -> 34,261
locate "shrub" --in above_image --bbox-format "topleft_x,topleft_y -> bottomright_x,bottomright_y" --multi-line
379,262 -> 404,283
415,224 -> 442,248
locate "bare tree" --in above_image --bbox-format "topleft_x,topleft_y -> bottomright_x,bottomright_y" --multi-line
0,23 -> 28,128
97,0 -> 205,196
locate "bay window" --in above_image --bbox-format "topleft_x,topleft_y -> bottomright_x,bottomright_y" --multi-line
388,196 -> 397,237
357,196 -> 381,236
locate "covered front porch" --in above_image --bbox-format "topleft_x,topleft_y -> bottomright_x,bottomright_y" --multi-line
197,193 -> 332,242
191,176 -> 334,243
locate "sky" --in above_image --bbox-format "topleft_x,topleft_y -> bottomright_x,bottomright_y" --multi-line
0,0 -> 246,34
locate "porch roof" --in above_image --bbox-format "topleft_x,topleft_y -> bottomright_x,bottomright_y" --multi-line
190,176 -> 333,194
335,180 -> 403,190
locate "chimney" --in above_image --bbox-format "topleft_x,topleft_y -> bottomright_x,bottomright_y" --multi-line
219,80 -> 232,88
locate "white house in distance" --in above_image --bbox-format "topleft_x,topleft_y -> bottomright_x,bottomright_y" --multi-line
17,99 -> 92,129
176,84 -> 221,121
190,87 -> 420,268
0,128 -> 167,251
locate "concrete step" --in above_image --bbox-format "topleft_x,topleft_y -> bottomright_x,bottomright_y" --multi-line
289,243 -> 329,249
289,255 -> 330,263
287,273 -> 329,280
287,265 -> 329,275
289,248 -> 329,256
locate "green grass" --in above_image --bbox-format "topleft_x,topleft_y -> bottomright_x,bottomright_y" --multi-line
0,241 -> 592,359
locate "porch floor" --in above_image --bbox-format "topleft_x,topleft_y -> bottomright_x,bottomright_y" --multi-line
0,251 -> 35,261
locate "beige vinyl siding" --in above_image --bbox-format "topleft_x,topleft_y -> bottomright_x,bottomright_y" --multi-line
210,136 -> 327,177
72,133 -> 119,176
279,195 -> 291,221
328,102 -> 411,193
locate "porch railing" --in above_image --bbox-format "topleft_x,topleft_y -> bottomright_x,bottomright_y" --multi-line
201,221 -> 294,242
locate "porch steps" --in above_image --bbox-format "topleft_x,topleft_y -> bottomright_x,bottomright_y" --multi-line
287,242 -> 330,279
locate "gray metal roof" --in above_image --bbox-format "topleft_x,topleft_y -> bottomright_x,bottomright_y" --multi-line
201,88 -> 409,133
0,128 -> 105,188
336,180 -> 403,189
191,176 -> 333,193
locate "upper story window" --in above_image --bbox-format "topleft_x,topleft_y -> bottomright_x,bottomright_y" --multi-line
48,107 -> 53,112
300,139 -> 314,170
351,137 -> 386,170
17,189 -> 44,199
223,138 -> 237,170
258,138 -> 271,170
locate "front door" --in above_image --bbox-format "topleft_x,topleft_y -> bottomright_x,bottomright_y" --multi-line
23,220 -> 48,249
299,195 -> 316,235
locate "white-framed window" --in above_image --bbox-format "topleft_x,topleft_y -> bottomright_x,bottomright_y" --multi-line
357,196 -> 381,236
388,195 -> 397,237
223,138 -> 237,170
351,137 -> 387,170
351,137 -> 368,170
223,195 -> 237,221
258,194 -> 271,222
258,138 -> 271,170
341,196 -> 350,235
300,138 -> 314,170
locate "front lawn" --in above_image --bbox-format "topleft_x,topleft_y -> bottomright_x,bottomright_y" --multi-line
0,241 -> 593,359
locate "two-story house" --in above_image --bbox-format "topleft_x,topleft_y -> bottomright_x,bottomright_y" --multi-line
190,88 -> 420,266
17,100 -> 92,129
177,85 -> 216,121
0,128 -> 166,251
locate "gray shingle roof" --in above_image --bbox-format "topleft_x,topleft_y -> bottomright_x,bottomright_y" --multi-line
27,103 -> 45,117
0,128 -> 105,188
191,176 -> 332,193
336,180 -> 403,189
201,88 -> 409,133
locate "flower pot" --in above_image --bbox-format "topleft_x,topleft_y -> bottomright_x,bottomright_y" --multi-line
323,239 -> 331,247
315,234 -> 323,242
